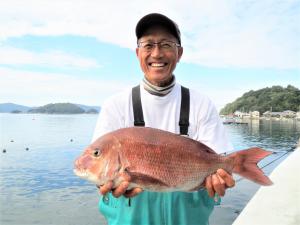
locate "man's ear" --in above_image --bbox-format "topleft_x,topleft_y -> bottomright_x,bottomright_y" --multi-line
177,47 -> 183,62
136,48 -> 139,57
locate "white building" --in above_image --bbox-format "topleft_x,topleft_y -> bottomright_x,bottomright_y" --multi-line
250,111 -> 260,118
282,110 -> 296,118
296,111 -> 300,119
234,111 -> 250,118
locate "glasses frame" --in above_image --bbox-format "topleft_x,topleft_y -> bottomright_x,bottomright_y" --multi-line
137,40 -> 181,52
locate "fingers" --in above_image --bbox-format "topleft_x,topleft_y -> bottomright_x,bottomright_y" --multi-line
205,169 -> 236,198
111,181 -> 130,198
212,174 -> 225,197
97,181 -> 143,198
216,169 -> 235,188
98,181 -> 113,195
124,188 -> 143,198
205,175 -> 214,197
205,174 -> 224,198
98,181 -> 128,197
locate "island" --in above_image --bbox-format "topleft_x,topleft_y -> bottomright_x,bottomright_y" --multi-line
220,85 -> 300,115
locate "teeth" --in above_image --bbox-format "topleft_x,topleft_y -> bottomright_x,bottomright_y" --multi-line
151,63 -> 165,67
74,169 -> 88,178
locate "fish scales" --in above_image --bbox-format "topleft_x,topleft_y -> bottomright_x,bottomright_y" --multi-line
74,127 -> 273,192
111,127 -> 229,190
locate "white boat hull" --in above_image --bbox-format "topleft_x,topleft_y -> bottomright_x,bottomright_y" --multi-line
232,147 -> 300,225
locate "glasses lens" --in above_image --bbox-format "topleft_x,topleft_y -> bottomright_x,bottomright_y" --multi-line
138,41 -> 178,52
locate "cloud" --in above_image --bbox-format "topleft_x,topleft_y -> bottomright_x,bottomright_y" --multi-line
0,66 -> 249,110
0,0 -> 299,69
0,46 -> 100,69
0,67 -> 132,106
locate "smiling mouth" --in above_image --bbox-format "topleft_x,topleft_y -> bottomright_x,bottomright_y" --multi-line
149,62 -> 167,67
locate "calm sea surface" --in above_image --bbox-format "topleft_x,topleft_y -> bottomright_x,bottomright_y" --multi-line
0,114 -> 299,225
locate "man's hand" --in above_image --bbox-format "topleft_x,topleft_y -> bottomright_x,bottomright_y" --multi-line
97,181 -> 143,198
204,169 -> 235,198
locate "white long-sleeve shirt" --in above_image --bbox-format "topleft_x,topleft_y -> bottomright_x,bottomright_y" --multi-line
92,82 -> 232,154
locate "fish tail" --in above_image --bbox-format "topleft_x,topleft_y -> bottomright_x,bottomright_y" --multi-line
228,147 -> 273,185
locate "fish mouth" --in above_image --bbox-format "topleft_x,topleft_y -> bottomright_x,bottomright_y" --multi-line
73,169 -> 103,185
74,169 -> 89,178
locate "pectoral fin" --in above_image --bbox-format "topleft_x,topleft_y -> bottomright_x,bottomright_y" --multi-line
126,170 -> 169,191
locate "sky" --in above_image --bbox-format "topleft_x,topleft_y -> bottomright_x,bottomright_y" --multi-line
0,0 -> 299,110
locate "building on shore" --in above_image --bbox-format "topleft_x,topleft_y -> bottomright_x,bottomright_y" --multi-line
250,111 -> 260,119
296,112 -> 300,120
263,110 -> 296,119
233,111 -> 249,118
282,110 -> 297,118
227,110 -> 299,120
233,110 -> 260,119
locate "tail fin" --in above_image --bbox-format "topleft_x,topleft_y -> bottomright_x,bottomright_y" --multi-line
228,147 -> 273,185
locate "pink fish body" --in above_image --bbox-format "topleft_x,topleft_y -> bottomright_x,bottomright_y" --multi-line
74,127 -> 272,192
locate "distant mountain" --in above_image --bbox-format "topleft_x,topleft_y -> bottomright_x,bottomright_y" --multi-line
28,103 -> 85,114
85,108 -> 99,114
220,85 -> 300,115
0,102 -> 100,114
0,103 -> 31,113
75,104 -> 100,112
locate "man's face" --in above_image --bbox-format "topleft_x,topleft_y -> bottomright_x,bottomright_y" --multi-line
136,26 -> 183,86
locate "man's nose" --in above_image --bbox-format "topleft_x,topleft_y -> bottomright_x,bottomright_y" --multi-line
150,44 -> 163,57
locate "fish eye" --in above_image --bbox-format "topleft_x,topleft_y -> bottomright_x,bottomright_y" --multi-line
93,148 -> 101,157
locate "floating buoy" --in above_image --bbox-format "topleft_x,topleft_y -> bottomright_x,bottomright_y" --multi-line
234,210 -> 241,214
3,149 -> 6,153
70,139 -> 73,142
10,140 -> 14,142
25,147 -> 29,151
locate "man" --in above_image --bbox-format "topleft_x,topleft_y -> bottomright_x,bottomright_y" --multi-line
93,13 -> 235,225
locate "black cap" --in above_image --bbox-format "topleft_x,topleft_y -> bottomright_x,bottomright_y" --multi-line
135,13 -> 181,45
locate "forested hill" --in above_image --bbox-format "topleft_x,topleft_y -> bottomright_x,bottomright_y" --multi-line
27,103 -> 98,114
220,85 -> 300,115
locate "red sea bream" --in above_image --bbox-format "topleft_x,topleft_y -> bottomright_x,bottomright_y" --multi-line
74,127 -> 272,192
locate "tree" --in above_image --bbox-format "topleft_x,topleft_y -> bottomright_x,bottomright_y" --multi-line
220,85 -> 300,115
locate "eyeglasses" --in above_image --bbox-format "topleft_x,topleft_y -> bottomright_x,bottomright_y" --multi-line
137,40 -> 181,52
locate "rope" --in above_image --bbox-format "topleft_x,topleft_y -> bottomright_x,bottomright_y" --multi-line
260,151 -> 291,170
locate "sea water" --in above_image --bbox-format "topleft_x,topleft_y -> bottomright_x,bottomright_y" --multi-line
0,114 -> 299,225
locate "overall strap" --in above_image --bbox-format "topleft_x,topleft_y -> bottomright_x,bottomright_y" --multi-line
132,85 -> 145,126
179,86 -> 190,136
131,85 -> 190,135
